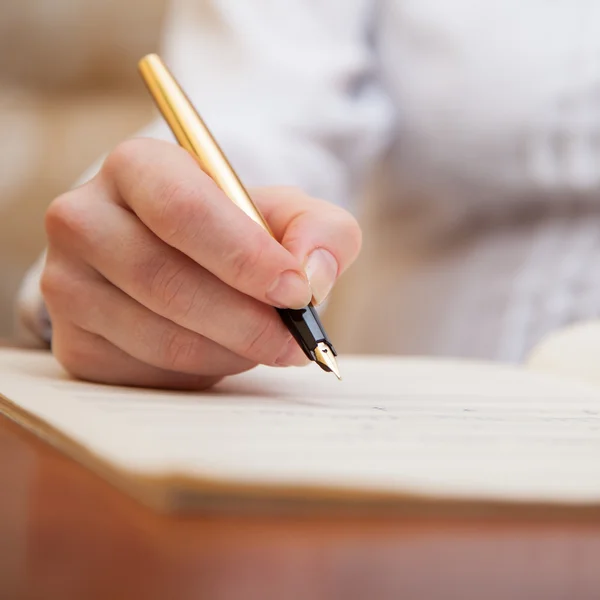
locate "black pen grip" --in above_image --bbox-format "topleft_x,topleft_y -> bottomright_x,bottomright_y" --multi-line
276,304 -> 337,361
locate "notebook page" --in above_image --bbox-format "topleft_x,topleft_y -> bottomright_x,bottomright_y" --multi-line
2,348 -> 600,504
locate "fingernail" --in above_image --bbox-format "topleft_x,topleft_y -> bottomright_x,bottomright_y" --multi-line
275,338 -> 310,367
266,270 -> 312,309
304,248 -> 338,305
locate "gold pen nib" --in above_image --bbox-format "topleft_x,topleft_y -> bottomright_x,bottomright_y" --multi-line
314,342 -> 341,380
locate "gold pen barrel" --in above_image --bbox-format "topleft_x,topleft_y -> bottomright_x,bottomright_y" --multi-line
138,54 -> 341,378
138,54 -> 273,235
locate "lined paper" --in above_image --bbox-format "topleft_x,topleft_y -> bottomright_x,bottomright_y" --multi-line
2,348 -> 600,506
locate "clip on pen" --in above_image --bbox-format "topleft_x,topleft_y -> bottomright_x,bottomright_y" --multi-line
137,54 -> 341,379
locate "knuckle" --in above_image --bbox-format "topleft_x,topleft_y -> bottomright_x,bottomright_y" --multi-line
143,256 -> 204,320
228,232 -> 268,284
45,191 -> 86,241
40,263 -> 72,306
239,313 -> 287,364
40,264 -> 92,326
157,327 -> 196,372
54,340 -> 84,376
52,329 -> 97,380
157,179 -> 209,245
276,186 -> 324,208
103,138 -> 146,176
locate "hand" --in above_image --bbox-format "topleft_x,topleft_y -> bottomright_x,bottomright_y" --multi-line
41,139 -> 362,389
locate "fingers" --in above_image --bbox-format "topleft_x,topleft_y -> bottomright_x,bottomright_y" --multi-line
50,322 -> 223,390
43,136 -> 362,388
44,263 -> 256,377
251,187 -> 363,305
44,197 -> 308,368
101,138 -> 312,309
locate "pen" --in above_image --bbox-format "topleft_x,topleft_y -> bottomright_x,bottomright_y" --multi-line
138,54 -> 341,379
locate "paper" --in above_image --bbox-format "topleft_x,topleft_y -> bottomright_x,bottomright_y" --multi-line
2,348 -> 600,510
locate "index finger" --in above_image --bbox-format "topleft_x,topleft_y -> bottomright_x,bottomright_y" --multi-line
102,138 -> 312,309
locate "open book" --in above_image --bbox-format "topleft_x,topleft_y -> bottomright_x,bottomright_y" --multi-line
1,339 -> 600,513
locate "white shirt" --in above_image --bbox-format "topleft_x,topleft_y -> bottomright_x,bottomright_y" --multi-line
18,0 -> 600,361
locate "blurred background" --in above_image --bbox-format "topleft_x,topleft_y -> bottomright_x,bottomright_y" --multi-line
0,0 -> 167,337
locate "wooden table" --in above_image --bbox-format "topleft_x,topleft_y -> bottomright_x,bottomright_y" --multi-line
2,413 -> 600,600
1,340 -> 600,599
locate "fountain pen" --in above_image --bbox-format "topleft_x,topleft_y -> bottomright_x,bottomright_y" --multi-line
138,54 -> 341,379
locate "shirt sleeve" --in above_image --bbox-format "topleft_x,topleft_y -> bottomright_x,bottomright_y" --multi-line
159,0 -> 395,208
15,0 -> 395,344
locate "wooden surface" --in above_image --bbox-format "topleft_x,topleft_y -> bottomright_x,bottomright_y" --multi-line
2,414 -> 600,599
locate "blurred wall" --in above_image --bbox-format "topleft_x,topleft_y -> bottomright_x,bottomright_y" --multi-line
0,0 -> 167,337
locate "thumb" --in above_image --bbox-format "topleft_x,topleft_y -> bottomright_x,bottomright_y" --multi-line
252,187 -> 363,305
